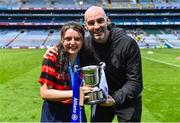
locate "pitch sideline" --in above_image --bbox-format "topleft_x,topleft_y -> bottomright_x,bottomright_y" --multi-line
142,104 -> 158,122
142,56 -> 180,68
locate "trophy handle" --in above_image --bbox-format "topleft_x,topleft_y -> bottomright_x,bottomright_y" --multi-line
74,65 -> 80,72
99,62 -> 106,69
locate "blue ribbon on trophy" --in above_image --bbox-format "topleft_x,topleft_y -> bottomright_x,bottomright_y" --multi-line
68,55 -> 83,123
71,66 -> 83,122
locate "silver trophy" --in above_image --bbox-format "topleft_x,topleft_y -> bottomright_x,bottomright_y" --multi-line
81,62 -> 106,105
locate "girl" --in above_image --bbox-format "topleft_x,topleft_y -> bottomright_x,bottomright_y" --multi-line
38,22 -> 86,122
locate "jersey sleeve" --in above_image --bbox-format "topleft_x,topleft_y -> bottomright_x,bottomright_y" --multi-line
38,55 -> 58,87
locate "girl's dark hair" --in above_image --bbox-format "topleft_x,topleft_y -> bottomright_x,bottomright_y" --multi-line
56,21 -> 85,74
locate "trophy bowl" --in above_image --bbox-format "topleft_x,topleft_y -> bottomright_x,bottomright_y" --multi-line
81,65 -> 99,87
81,64 -> 106,105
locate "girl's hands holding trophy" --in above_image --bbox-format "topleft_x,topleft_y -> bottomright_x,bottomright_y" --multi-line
79,86 -> 93,106
81,86 -> 92,94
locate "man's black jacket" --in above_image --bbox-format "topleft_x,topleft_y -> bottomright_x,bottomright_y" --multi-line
80,28 -> 143,106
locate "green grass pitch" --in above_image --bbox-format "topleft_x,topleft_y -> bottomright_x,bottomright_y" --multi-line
0,48 -> 180,122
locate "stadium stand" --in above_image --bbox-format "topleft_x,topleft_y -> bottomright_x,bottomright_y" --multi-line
8,30 -> 50,48
0,30 -> 21,48
0,0 -> 179,48
43,30 -> 60,48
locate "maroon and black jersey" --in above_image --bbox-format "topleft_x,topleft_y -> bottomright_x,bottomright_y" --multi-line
38,54 -> 71,104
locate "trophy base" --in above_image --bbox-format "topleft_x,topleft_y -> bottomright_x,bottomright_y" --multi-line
84,89 -> 106,105
85,98 -> 106,105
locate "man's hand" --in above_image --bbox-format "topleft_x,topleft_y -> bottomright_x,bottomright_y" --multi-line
43,46 -> 58,59
100,95 -> 115,107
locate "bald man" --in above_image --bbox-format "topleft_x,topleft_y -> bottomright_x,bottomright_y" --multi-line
44,6 -> 143,122
81,6 -> 143,122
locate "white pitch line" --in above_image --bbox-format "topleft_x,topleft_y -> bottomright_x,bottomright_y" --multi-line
142,104 -> 158,122
142,56 -> 180,68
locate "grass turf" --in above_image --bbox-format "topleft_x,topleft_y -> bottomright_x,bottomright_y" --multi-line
0,48 -> 180,122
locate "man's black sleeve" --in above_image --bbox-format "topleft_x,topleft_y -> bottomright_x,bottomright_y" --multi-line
112,38 -> 143,106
